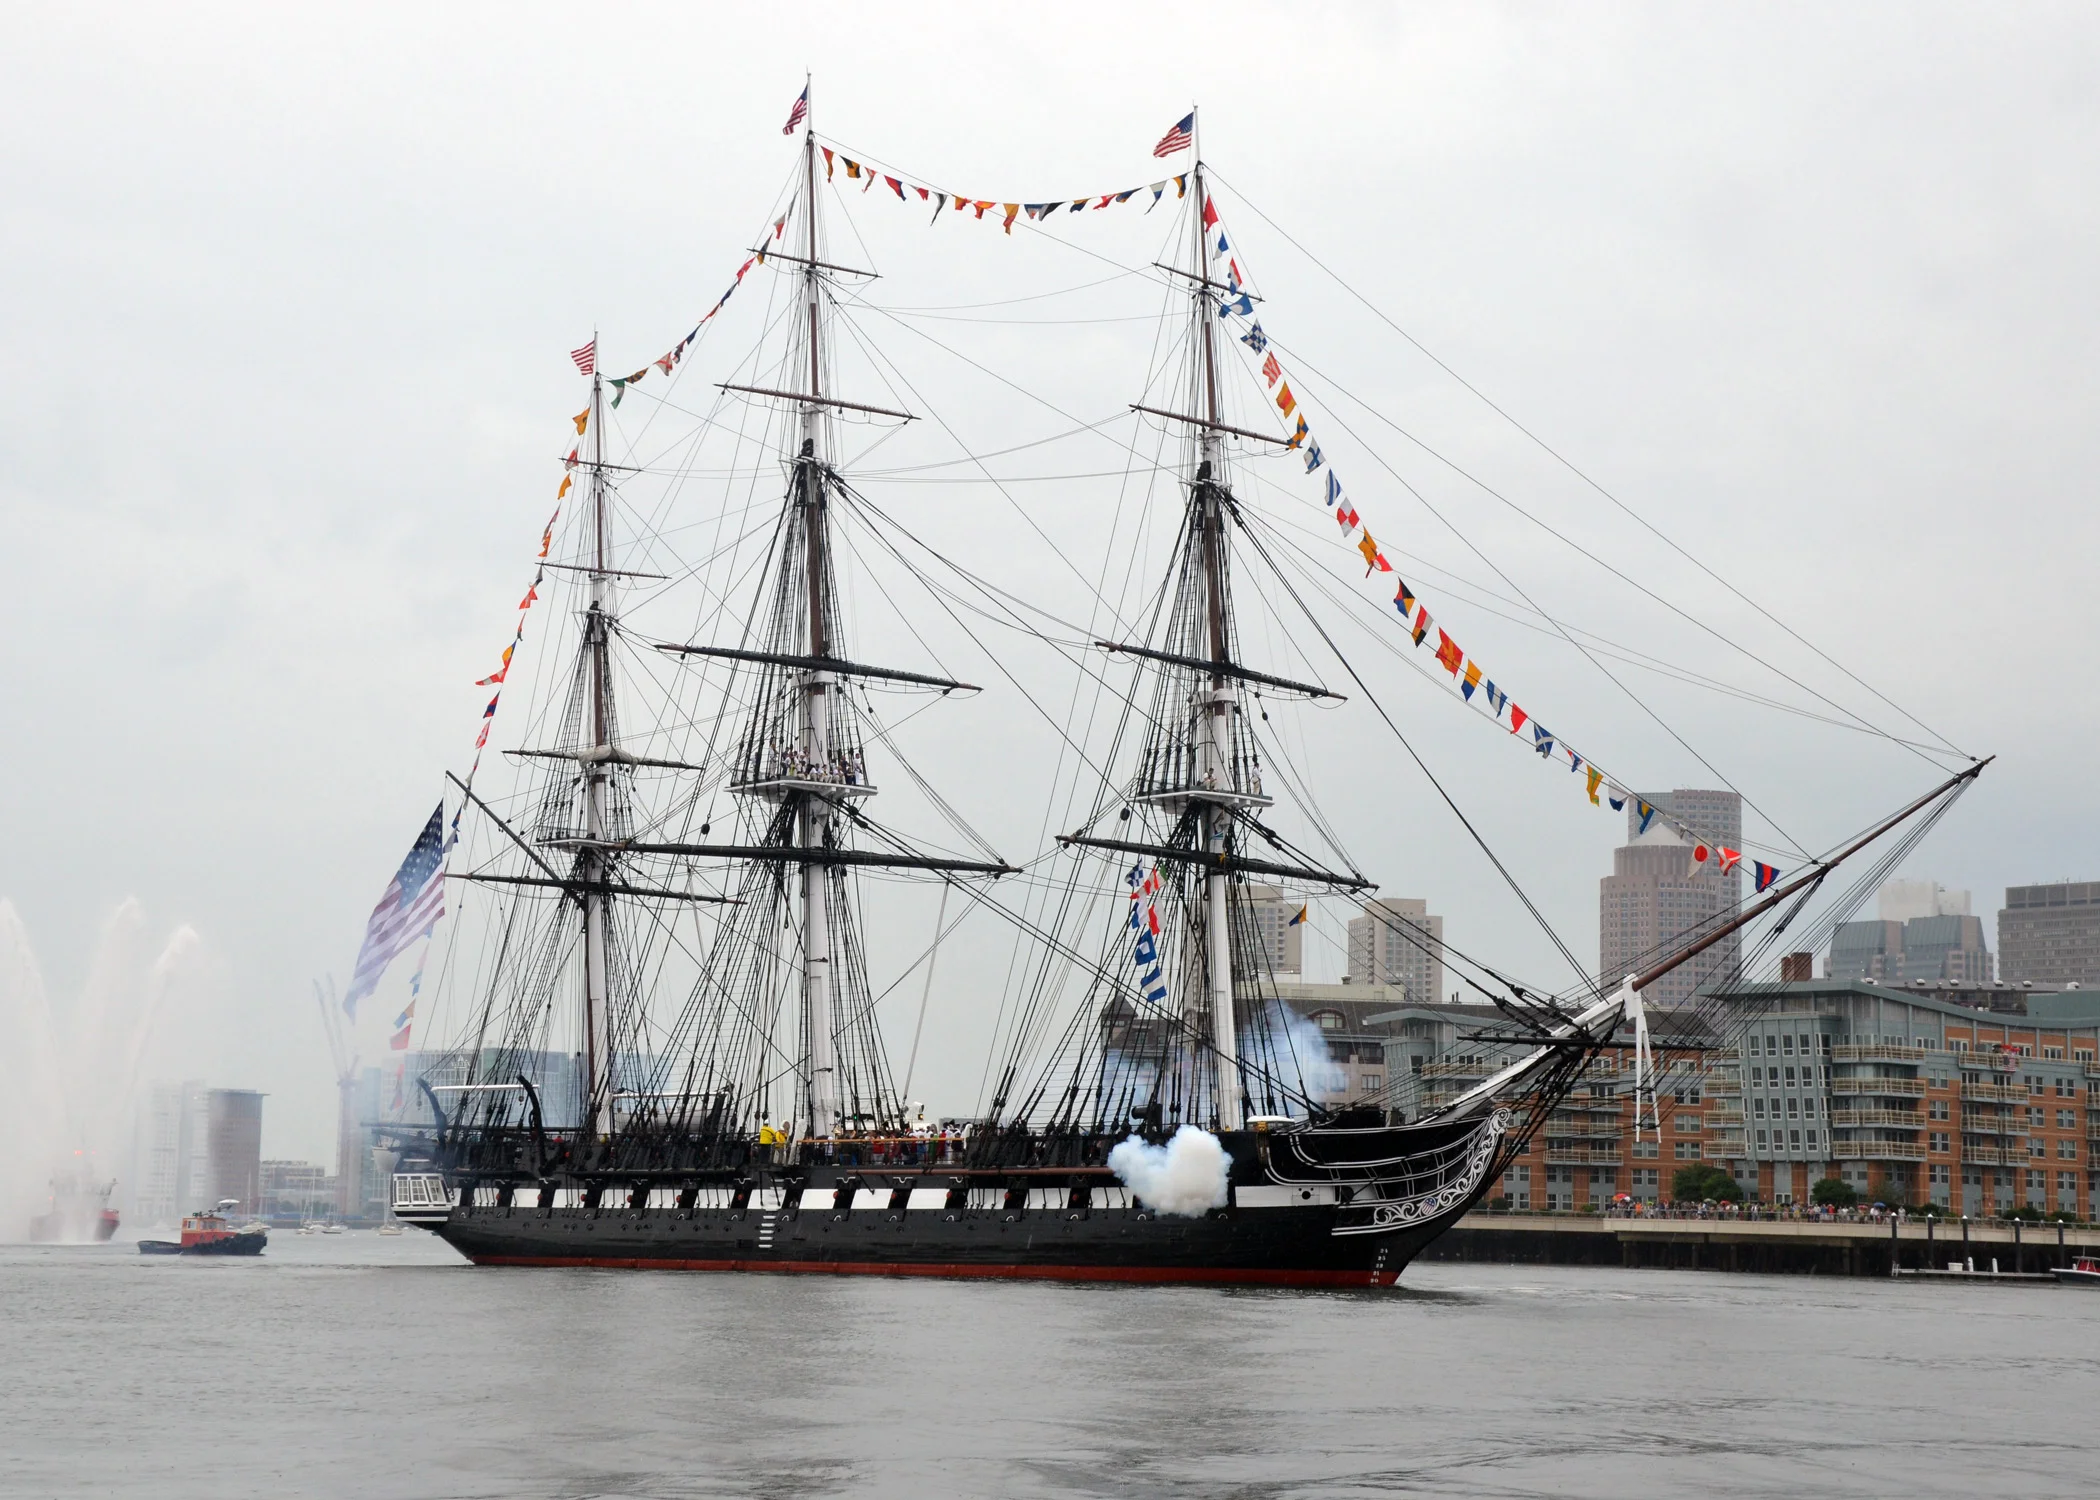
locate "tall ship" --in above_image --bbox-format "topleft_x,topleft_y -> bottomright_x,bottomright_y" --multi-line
387,98 -> 1983,1283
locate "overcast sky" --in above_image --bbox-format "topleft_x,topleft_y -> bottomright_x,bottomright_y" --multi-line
4,4 -> 2095,1171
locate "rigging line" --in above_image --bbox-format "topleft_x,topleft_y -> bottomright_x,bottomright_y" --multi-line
935,862 -> 1316,1117
840,498 -> 1154,796
1236,467 -> 1962,758
1205,165 -> 1964,763
1233,504 -> 1806,867
1231,505 -> 1601,998
849,415 -> 1146,474
877,310 -> 1167,326
1252,360 -> 1811,860
859,269 -> 1148,312
1244,340 -> 1953,789
819,301 -> 1146,640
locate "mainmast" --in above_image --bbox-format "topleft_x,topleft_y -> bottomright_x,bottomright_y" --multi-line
797,103 -> 840,1141
581,362 -> 615,1136
1188,113 -> 1244,1131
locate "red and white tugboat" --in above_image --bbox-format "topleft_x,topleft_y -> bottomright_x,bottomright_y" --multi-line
138,1200 -> 267,1257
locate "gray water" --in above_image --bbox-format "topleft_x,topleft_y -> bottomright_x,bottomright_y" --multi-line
1,1234 -> 2092,1498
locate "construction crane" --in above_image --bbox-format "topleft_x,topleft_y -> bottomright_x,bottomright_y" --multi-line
313,977 -> 362,1221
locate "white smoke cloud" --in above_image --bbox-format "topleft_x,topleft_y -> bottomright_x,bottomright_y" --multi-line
1107,1125 -> 1229,1217
1261,1002 -> 1346,1106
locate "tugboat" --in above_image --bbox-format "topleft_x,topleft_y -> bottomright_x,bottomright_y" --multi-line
138,1200 -> 267,1257
28,1173 -> 120,1243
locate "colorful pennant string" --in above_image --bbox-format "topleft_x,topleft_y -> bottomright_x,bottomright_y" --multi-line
1197,189 -> 1777,885
806,141 -> 1187,238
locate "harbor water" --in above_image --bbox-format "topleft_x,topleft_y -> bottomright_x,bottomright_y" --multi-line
1,1233 -> 2091,1498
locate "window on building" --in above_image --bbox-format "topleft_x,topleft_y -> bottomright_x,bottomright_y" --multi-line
1675,1115 -> 1701,1133
1930,1132 -> 1950,1153
2031,1106 -> 2046,1127
1789,1130 -> 1803,1151
1361,1074 -> 1382,1091
2061,1140 -> 2080,1160
1749,1036 -> 1763,1056
1783,1034 -> 1796,1056
1674,1142 -> 1703,1159
1930,1163 -> 1951,1186
2060,1110 -> 2077,1130
2046,1048 -> 2064,1061
2027,1170 -> 2047,1200
1787,1098 -> 1800,1119
2060,1171 -> 2079,1198
1311,1011 -> 1344,1030
1929,1100 -> 1949,1120
1756,1130 -> 1769,1151
2029,1138 -> 2045,1159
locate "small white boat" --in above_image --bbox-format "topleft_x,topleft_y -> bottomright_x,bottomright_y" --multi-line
2052,1255 -> 2100,1286
376,1221 -> 404,1237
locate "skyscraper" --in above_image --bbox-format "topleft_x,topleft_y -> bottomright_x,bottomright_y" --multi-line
205,1089 -> 264,1214
1828,881 -> 1993,984
1629,788 -> 1744,893
1243,884 -> 1304,976
1999,881 -> 2100,987
1346,898 -> 1444,1004
132,1079 -> 210,1226
1599,822 -> 1740,1005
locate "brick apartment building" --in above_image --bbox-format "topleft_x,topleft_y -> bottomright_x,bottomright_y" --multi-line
1270,978 -> 2099,1216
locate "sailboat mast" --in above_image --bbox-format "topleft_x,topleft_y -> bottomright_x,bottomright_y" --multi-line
798,103 -> 839,1141
1189,112 -> 1243,1131
582,363 -> 615,1136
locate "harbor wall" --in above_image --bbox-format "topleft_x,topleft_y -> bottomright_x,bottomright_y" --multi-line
1422,1212 -> 2100,1278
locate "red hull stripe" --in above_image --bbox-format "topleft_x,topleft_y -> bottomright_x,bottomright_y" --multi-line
467,1254 -> 1397,1288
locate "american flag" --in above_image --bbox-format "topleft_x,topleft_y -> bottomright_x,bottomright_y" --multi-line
782,85 -> 808,135
569,338 -> 596,375
340,804 -> 447,1018
1153,112 -> 1193,158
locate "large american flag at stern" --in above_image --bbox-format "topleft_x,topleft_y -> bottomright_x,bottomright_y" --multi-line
1153,112 -> 1194,158
341,803 -> 447,1018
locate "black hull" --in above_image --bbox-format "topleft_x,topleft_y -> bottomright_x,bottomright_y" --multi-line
407,1113 -> 1513,1287
428,1200 -> 1451,1286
